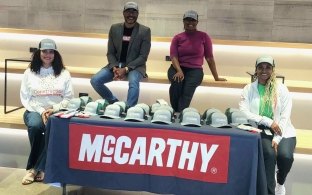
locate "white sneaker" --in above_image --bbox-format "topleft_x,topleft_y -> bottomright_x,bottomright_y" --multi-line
275,183 -> 286,195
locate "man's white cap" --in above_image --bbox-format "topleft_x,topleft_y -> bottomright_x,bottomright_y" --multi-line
124,2 -> 138,11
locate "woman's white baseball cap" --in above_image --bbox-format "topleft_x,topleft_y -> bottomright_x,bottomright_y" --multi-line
256,55 -> 275,67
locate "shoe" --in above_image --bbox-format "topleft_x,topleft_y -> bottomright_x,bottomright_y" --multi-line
35,171 -> 45,182
22,169 -> 37,185
275,183 -> 286,195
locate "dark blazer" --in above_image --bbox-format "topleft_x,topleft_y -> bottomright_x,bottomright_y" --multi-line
105,22 -> 151,76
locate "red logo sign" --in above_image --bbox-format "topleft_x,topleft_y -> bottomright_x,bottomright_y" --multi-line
69,123 -> 230,183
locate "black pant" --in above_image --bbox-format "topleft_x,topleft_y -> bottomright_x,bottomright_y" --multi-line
167,65 -> 204,112
261,132 -> 296,195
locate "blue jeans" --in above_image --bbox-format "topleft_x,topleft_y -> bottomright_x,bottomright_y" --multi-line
23,111 -> 46,171
90,67 -> 143,107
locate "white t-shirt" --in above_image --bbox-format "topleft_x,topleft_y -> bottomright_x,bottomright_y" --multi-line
20,66 -> 74,115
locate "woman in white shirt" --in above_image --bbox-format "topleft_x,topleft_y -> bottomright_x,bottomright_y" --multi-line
239,55 -> 296,195
20,38 -> 74,185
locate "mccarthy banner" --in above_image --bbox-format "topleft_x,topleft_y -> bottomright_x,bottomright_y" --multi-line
69,123 -> 231,183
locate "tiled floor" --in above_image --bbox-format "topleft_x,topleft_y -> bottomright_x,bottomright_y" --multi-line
0,167 -> 162,195
0,167 -> 60,195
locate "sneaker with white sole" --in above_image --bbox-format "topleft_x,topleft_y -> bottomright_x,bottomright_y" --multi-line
275,183 -> 286,195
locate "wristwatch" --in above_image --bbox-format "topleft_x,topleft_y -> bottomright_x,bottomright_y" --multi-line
125,67 -> 129,74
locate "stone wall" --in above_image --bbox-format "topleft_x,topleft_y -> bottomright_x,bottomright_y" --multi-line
0,0 -> 312,43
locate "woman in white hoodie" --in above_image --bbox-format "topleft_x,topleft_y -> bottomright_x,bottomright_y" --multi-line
239,55 -> 296,195
20,38 -> 74,185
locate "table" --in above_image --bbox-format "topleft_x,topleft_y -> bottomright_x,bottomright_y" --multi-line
45,116 -> 268,195
4,58 -> 31,114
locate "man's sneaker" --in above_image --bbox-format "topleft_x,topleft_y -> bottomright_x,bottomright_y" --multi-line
275,183 -> 286,195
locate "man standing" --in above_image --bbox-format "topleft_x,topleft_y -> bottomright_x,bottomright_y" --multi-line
91,1 -> 151,108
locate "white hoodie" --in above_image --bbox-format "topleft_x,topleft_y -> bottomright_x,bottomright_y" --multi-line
20,66 -> 74,115
239,80 -> 296,144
